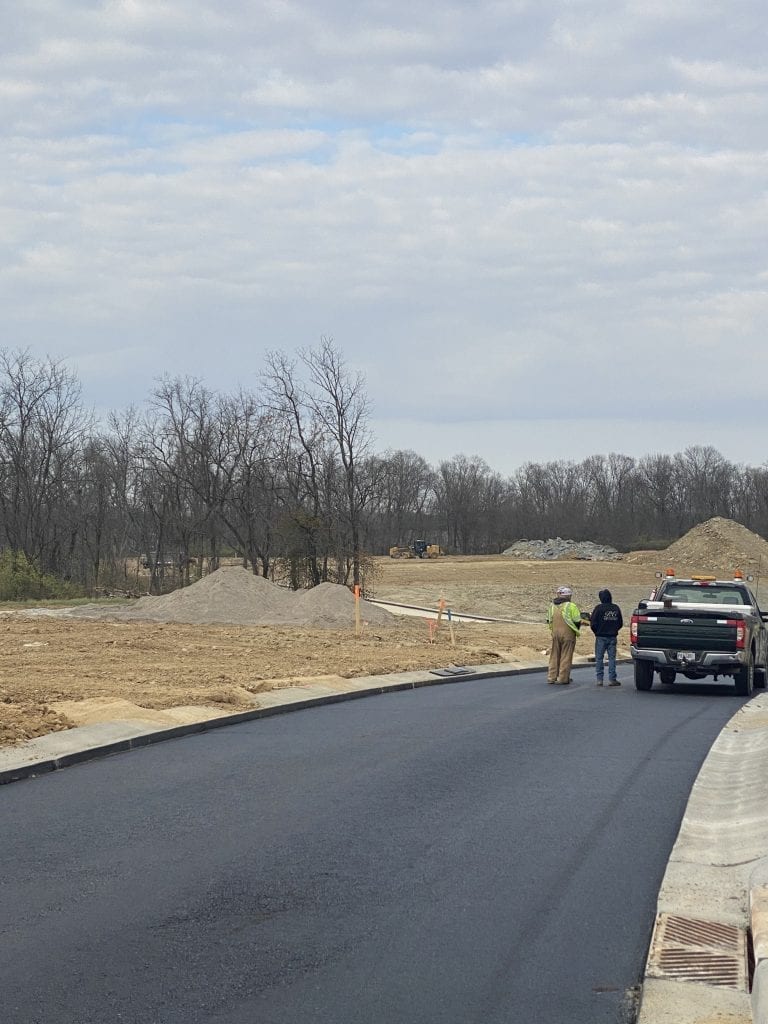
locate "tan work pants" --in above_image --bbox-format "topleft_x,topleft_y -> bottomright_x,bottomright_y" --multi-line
548,632 -> 577,683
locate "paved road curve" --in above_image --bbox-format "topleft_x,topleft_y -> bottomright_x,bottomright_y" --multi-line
1,667 -> 749,1024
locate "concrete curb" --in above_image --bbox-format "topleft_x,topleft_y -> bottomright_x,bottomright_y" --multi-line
1,660 -> 564,786
637,692 -> 768,1024
751,858 -> 768,1024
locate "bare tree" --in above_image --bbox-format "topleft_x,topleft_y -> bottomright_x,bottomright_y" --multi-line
0,349 -> 91,574
301,339 -> 373,585
263,350 -> 328,585
367,449 -> 435,549
216,390 -> 278,577
435,454 -> 497,554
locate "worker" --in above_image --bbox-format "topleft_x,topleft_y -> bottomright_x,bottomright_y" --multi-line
546,585 -> 582,684
590,588 -> 624,686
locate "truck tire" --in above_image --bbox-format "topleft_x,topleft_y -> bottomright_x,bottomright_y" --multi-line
634,660 -> 654,691
734,654 -> 754,697
755,664 -> 767,689
659,668 -> 676,685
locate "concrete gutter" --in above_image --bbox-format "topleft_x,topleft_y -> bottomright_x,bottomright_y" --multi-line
370,598 -> 537,625
637,692 -> 768,1024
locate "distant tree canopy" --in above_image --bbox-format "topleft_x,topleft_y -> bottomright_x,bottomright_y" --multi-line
1,344 -> 767,593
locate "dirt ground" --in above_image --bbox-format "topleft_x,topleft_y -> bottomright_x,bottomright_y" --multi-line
0,555 -> 663,747
7,516 -> 765,748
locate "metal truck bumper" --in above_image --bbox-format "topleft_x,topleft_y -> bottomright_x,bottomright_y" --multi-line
631,647 -> 746,669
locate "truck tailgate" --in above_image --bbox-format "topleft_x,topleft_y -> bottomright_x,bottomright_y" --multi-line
636,613 -> 739,652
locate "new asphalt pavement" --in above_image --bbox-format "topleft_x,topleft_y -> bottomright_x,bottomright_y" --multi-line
0,665 -> 751,1024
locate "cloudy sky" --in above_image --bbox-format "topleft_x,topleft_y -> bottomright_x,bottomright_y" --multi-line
3,0 -> 767,473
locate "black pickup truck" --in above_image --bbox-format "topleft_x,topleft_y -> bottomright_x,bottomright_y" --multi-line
630,572 -> 768,695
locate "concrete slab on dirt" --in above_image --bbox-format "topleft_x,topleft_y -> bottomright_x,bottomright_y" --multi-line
0,719 -> 162,769
638,977 -> 751,1024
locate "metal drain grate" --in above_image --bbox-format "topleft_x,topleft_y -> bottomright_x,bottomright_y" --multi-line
646,913 -> 748,990
662,915 -> 741,951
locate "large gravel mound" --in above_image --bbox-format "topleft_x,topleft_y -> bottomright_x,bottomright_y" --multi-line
503,538 -> 622,561
626,517 -> 768,575
61,567 -> 397,628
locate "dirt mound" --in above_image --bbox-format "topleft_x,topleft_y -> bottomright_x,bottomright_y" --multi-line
60,567 -> 397,628
0,703 -> 73,746
627,517 -> 768,575
291,582 -> 395,628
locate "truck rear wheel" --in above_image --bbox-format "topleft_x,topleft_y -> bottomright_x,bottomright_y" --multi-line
734,654 -> 754,697
634,660 -> 654,691
659,668 -> 676,685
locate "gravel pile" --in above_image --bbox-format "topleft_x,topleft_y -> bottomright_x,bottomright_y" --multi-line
502,538 -> 622,561
57,567 -> 397,628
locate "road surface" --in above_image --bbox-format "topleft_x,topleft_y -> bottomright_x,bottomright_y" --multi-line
1,666 -> 748,1024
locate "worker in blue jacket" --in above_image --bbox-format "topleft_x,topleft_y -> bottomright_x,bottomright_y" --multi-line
590,589 -> 624,686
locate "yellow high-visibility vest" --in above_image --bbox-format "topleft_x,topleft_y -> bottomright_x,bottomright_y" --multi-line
547,600 -> 581,634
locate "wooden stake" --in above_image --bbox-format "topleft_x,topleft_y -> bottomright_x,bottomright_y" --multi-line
447,607 -> 456,646
354,585 -> 361,635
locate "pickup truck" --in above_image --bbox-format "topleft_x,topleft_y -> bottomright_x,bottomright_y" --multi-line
630,571 -> 768,695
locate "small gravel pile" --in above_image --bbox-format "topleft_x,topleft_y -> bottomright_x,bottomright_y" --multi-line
502,538 -> 622,561
59,567 -> 397,628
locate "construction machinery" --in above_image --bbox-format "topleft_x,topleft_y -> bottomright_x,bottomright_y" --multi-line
388,540 -> 443,559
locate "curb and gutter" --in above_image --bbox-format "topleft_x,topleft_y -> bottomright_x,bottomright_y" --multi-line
637,692 -> 768,1024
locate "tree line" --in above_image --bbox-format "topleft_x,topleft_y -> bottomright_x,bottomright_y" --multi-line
1,344 -> 767,595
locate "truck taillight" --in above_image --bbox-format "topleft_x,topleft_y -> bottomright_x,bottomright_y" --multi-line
726,619 -> 746,649
630,614 -> 647,643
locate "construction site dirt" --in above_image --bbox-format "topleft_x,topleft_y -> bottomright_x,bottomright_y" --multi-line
3,519 -> 767,748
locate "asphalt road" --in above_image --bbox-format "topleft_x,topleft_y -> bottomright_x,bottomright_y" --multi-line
1,666 -> 749,1024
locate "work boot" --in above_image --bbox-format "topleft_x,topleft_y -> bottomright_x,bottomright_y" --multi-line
607,680 -> 621,687
595,681 -> 603,686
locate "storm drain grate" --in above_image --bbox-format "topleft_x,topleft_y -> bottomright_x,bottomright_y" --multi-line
646,913 -> 748,990
662,915 -> 741,951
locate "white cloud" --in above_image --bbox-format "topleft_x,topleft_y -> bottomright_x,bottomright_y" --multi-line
1,1 -> 767,470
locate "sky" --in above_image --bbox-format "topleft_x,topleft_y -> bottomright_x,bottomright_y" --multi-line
3,0 -> 768,474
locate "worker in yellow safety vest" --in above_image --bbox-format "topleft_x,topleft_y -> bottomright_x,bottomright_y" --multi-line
546,585 -> 582,685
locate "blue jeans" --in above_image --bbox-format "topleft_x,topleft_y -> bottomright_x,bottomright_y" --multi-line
595,636 -> 618,681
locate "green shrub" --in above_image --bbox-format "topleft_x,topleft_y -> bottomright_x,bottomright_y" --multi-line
0,550 -> 83,601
